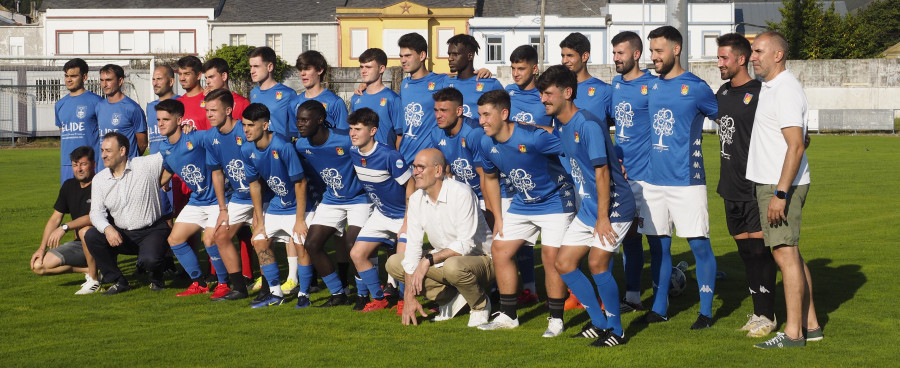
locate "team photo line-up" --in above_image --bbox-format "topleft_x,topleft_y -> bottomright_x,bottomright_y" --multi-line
33,26 -> 820,349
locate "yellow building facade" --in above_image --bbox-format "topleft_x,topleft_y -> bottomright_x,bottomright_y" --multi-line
337,1 -> 474,74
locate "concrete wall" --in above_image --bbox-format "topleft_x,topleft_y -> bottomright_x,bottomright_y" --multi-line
0,25 -> 43,57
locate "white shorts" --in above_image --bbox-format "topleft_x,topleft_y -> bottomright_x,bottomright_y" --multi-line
478,198 -> 512,213
259,211 -> 316,244
562,218 -> 632,252
638,183 -> 709,238
357,210 -> 404,246
175,204 -> 220,228
495,212 -> 574,248
628,180 -> 647,218
227,202 -> 255,225
310,203 -> 371,229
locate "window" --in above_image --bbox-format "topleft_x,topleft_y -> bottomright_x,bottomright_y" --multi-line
58,32 -> 74,54
9,37 -> 24,56
85,79 -> 102,96
149,32 -> 165,53
703,33 -> 718,58
119,32 -> 134,54
179,31 -> 195,53
229,34 -> 246,46
302,34 -> 317,52
266,34 -> 282,54
350,29 -> 367,58
89,32 -> 104,54
437,28 -> 454,58
486,36 -> 503,63
529,35 -> 547,62
36,79 -> 62,104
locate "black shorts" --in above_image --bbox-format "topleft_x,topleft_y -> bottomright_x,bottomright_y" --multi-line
723,199 -> 762,236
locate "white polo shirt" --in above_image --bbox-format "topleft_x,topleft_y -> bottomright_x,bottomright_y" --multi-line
746,69 -> 811,186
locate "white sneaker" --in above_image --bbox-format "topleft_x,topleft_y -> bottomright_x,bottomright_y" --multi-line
75,276 -> 100,295
739,314 -> 761,331
747,315 -> 777,337
468,297 -> 491,327
542,317 -> 564,337
477,312 -> 519,330
433,292 -> 468,322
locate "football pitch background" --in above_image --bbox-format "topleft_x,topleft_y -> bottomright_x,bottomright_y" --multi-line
0,135 -> 896,366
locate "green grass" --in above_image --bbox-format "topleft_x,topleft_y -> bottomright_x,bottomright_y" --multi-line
1,135 -> 898,366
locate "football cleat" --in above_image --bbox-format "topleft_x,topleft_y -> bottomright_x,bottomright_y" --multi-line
317,293 -> 350,307
754,332 -> 806,349
477,312 -> 519,330
517,289 -> 539,305
102,282 -> 131,295
75,277 -> 101,295
362,298 -> 390,312
589,329 -> 626,348
212,289 -> 249,301
175,282 -> 209,297
383,284 -> 399,302
295,294 -> 311,309
280,279 -> 299,295
353,295 -> 371,311
747,316 -> 777,337
740,314 -> 762,331
542,317 -> 565,337
691,313 -> 713,330
392,301 -> 404,315
644,311 -> 669,324
619,298 -> 644,313
250,277 -> 263,292
210,283 -> 232,299
805,327 -> 824,342
571,322 -> 604,338
250,293 -> 285,308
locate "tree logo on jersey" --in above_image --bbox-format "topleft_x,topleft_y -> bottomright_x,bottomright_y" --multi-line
181,164 -> 207,193
513,111 -> 534,124
320,168 -> 344,197
404,103 -> 424,137
380,98 -> 387,106
641,85 -> 648,95
225,159 -> 249,190
267,175 -> 289,198
681,84 -> 689,95
615,102 -> 634,139
463,104 -> 472,118
509,169 -> 536,200
588,87 -> 596,96
652,109 -> 675,149
743,93 -> 753,105
718,115 -> 735,160
111,113 -> 121,126
569,157 -> 588,198
76,106 -> 87,119
451,158 -> 476,185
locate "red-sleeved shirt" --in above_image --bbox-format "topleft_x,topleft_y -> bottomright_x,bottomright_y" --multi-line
232,92 -> 250,121
177,93 -> 209,130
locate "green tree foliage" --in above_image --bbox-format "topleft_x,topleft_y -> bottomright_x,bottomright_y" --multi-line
206,44 -> 291,96
0,0 -> 41,15
854,0 -> 900,54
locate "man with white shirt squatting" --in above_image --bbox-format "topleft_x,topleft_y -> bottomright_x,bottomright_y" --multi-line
537,65 -> 635,346
641,26 -> 719,329
84,132 -> 170,295
476,90 -> 576,336
386,148 -> 494,327
347,107 -> 415,312
748,31 -> 822,349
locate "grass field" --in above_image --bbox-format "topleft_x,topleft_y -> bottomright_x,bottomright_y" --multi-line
1,134 -> 897,367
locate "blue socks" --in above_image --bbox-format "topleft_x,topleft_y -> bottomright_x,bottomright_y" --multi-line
298,264 -> 314,295
359,267 -> 384,299
622,236 -> 644,295
398,282 -> 405,295
322,271 -> 344,295
688,237 -> 716,317
355,276 -> 368,297
647,236 -> 672,316
171,242 -> 202,280
260,262 -> 282,297
205,245 -> 228,284
593,271 -> 623,336
560,270 -> 606,330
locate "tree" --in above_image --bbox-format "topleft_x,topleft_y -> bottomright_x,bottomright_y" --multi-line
180,164 -> 207,193
451,158 -> 475,185
509,168 -> 535,200
615,101 -> 634,139
718,116 -> 735,159
225,158 -> 248,190
652,109 -> 675,148
205,44 -> 291,96
855,0 -> 900,54
320,168 -> 344,196
768,0 -> 821,59
404,102 -> 424,137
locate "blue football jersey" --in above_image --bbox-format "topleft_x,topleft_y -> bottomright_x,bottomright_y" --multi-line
611,72 -> 655,182
575,77 -> 613,124
433,117 -> 485,199
350,142 -> 411,219
293,88 -> 349,130
160,130 -> 218,206
205,122 -> 254,205
507,84 -> 553,127
242,135 -> 306,215
250,83 -> 297,139
448,76 -> 504,121
96,96 -> 147,161
398,72 -> 448,164
295,130 -> 368,205
556,110 -> 635,225
478,123 -> 575,215
146,96 -> 180,155
56,91 -> 102,165
647,72 -> 718,186
350,87 -> 403,148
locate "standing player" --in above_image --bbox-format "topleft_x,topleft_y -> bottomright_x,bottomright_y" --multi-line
56,58 -> 102,183
395,32 -> 449,165
241,103 -> 312,308
475,90 -> 576,336
560,32 -> 613,125
176,56 -> 209,130
295,100 -> 370,307
446,34 -> 504,121
95,64 -> 147,160
430,87 -> 485,197
714,33 -> 777,337
249,46 -> 297,139
203,57 -> 250,120
507,45 -> 552,127
347,107 -> 415,312
609,31 -> 657,312
641,26 -> 718,329
538,65 -> 635,345
292,50 -> 349,130
350,48 -> 403,149
147,65 -> 179,219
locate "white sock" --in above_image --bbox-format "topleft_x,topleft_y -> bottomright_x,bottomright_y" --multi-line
387,274 -> 396,287
287,256 -> 299,282
625,290 -> 641,304
271,287 -> 284,297
85,274 -> 97,283
523,282 -> 536,294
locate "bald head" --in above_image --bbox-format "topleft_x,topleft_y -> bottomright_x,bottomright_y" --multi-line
757,31 -> 789,55
412,148 -> 448,193
419,148 -> 445,167
750,31 -> 788,81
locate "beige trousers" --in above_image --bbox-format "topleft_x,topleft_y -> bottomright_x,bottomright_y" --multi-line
386,253 -> 494,310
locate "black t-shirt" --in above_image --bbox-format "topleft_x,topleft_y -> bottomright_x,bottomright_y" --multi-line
715,79 -> 761,201
54,178 -> 92,221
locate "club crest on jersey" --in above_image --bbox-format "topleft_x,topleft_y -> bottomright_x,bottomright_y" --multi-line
574,132 -> 580,143
519,144 -> 527,153
476,82 -> 484,92
461,137 -> 466,147
588,87 -> 596,96
276,91 -> 283,100
272,150 -> 279,159
361,158 -> 367,167
743,93 -> 753,105
200,101 -> 206,107
186,141 -> 194,150
641,85 -> 648,95
681,84 -> 689,95
321,102 -> 328,109
236,136 -> 243,145
111,113 -> 121,126
380,98 -> 387,106
428,82 -> 435,90
395,159 -> 404,169
76,105 -> 87,119
336,147 -> 344,155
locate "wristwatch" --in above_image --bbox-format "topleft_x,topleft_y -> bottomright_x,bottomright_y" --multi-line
61,223 -> 69,232
425,253 -> 435,266
774,190 -> 788,200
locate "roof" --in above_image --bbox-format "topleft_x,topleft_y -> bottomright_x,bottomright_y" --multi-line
41,0 -> 223,11
734,1 -> 847,34
214,0 -> 343,22
480,0 -> 608,17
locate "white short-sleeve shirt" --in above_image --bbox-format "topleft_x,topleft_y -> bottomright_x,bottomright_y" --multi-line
746,70 -> 811,186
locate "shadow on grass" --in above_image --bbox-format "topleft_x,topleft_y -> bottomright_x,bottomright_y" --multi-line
804,258 -> 864,327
